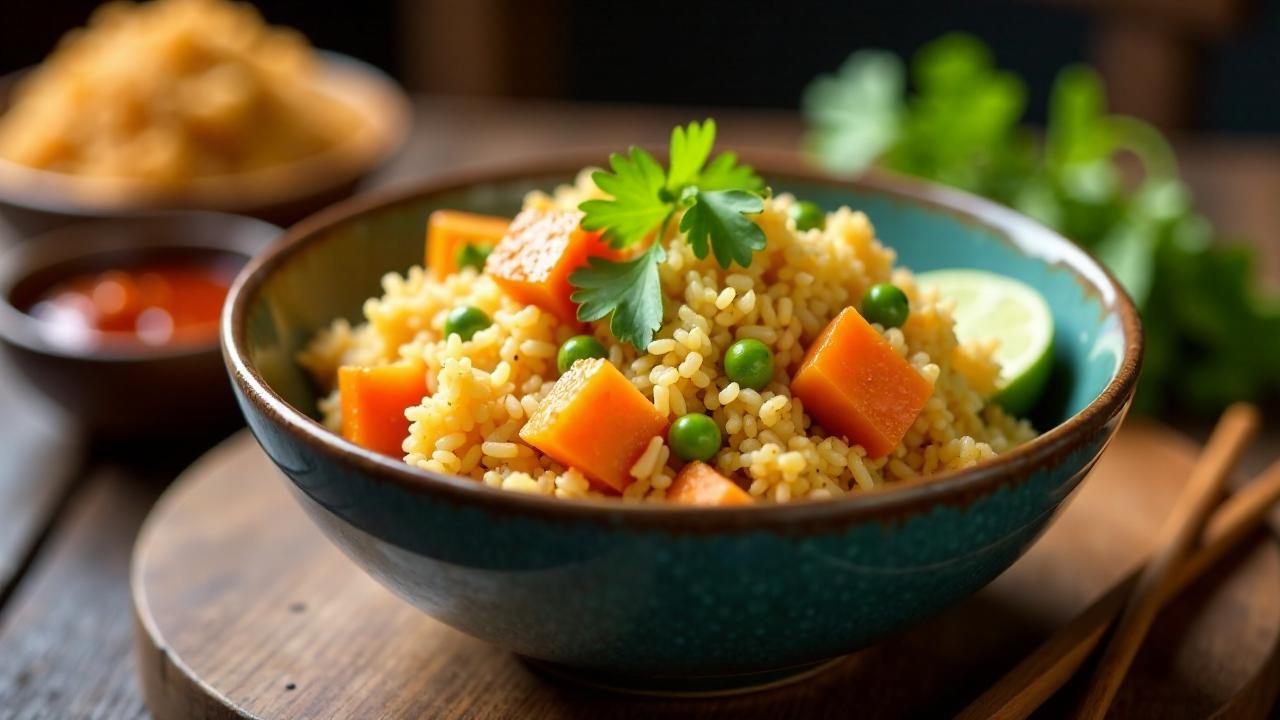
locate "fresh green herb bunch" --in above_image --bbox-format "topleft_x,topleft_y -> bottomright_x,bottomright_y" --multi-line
569,120 -> 766,349
803,33 -> 1280,414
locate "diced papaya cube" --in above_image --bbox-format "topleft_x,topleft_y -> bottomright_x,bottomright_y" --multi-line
484,208 -> 617,325
425,210 -> 511,280
791,307 -> 934,459
338,363 -> 429,457
668,462 -> 752,506
520,357 -> 668,493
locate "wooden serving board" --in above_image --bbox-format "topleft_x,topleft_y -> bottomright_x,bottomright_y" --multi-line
131,422 -> 1280,719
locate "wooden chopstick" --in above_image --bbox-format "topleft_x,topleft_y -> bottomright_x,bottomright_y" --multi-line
1072,403 -> 1259,719
957,454 -> 1280,719
956,404 -> 1266,720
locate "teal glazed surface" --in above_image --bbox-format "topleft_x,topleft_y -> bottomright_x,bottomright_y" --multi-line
223,161 -> 1141,691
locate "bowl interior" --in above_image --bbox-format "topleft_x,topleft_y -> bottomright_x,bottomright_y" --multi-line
243,170 -> 1129,442
1,212 -> 279,359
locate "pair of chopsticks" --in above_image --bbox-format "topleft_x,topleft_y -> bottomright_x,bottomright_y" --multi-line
958,403 -> 1280,719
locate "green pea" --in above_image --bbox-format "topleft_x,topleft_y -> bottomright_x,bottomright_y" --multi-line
668,413 -> 722,462
443,305 -> 491,341
861,282 -> 910,328
723,338 -> 774,391
557,335 -> 607,374
789,200 -> 825,231
455,243 -> 492,272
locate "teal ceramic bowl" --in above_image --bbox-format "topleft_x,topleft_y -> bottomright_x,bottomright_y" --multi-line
222,158 -> 1142,695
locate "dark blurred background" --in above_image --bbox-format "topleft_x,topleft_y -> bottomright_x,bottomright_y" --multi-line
1,0 -> 1277,133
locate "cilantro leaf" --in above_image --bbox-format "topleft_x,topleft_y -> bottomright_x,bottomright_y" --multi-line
579,147 -> 669,249
1094,218 -> 1156,306
1046,65 -> 1114,169
696,152 -> 764,192
571,120 -> 768,348
894,34 -> 1028,196
679,189 -> 766,269
802,49 -> 904,174
569,242 -> 667,348
667,119 -> 716,191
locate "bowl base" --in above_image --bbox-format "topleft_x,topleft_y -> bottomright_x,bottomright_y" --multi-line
519,655 -> 846,698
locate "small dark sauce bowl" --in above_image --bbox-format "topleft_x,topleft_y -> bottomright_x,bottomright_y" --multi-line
0,213 -> 278,437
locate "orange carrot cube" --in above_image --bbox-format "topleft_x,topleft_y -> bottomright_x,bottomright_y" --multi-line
791,307 -> 934,459
338,363 -> 429,457
519,357 -> 668,493
484,208 -> 617,325
668,462 -> 752,506
425,210 -> 511,280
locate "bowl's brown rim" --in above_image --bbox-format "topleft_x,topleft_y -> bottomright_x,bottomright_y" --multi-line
223,153 -> 1143,530
0,211 -> 279,363
0,52 -> 412,216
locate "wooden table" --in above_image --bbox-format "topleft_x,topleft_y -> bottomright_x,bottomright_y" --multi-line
0,98 -> 1278,718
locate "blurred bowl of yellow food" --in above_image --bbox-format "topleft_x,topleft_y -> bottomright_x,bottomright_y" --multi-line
0,0 -> 412,239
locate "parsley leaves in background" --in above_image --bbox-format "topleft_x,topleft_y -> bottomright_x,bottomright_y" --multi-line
571,120 -> 765,348
803,33 -> 1280,414
802,51 -> 905,174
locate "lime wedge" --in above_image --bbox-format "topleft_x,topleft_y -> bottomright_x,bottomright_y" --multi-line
917,269 -> 1054,416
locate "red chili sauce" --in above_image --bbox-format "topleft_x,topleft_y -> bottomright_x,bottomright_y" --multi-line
27,261 -> 235,351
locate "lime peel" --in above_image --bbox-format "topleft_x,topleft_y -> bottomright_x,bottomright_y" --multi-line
918,269 -> 1054,416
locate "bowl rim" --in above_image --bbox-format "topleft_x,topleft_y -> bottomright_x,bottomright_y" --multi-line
0,51 -> 412,216
223,153 -> 1143,530
0,211 -> 279,362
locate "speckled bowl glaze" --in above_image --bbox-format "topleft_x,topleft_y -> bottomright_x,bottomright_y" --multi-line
223,157 -> 1142,695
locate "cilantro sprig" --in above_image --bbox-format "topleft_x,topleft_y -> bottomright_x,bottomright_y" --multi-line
570,120 -> 765,348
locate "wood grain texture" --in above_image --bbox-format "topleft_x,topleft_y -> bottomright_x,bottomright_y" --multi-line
0,466 -> 159,720
1074,404 -> 1259,719
131,421 -> 1280,719
0,362 -> 82,605
960,441 -> 1280,719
